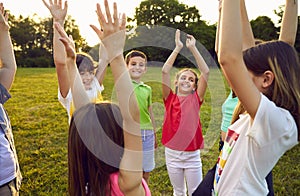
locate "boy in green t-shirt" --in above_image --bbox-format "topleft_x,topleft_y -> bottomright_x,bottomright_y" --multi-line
125,50 -> 157,183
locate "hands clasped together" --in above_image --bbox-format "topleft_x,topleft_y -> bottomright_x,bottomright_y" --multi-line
174,29 -> 198,53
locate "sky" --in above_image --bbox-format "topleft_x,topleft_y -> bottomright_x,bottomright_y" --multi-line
1,0 -> 291,46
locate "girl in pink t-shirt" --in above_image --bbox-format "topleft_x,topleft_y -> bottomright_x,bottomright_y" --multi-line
161,29 -> 210,196
55,1 -> 151,195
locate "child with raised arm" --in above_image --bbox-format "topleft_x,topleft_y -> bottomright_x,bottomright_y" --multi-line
161,29 -> 209,196
212,0 -> 299,195
0,3 -> 22,195
124,50 -> 157,183
54,0 -> 151,195
214,1 -> 298,195
42,0 -> 106,122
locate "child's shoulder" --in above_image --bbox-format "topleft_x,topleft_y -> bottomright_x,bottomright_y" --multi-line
137,81 -> 152,89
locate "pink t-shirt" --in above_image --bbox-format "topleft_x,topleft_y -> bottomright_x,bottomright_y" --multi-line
162,91 -> 204,151
109,172 -> 151,196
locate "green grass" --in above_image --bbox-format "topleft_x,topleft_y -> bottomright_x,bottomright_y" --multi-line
6,67 -> 300,195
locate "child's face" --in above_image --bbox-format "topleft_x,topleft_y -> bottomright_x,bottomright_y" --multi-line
176,70 -> 196,95
79,70 -> 94,90
127,56 -> 147,81
248,70 -> 265,93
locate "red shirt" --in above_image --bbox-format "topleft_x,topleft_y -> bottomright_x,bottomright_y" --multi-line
162,91 -> 204,151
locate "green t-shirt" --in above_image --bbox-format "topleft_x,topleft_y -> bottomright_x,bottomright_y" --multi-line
132,80 -> 153,130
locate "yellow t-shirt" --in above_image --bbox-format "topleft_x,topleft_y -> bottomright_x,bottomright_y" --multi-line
69,91 -> 103,117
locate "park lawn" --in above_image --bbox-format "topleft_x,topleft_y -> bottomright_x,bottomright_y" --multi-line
6,67 -> 300,195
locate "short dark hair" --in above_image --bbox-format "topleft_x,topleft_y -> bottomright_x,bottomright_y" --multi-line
76,53 -> 96,72
125,50 -> 147,65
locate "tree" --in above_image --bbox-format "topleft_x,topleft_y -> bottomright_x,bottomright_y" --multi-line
274,4 -> 300,53
126,0 -> 216,67
250,16 -> 279,41
8,12 -> 89,67
131,0 -> 200,30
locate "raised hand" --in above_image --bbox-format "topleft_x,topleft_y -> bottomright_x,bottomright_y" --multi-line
186,34 -> 196,50
175,29 -> 183,52
54,22 -> 75,60
94,0 -> 126,39
0,3 -> 9,31
94,0 -> 126,62
42,0 -> 68,23
54,22 -> 89,108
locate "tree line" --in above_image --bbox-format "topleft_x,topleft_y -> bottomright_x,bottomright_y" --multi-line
7,0 -> 300,68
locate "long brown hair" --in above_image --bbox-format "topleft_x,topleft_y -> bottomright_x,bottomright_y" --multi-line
233,41 -> 300,140
68,103 -> 124,195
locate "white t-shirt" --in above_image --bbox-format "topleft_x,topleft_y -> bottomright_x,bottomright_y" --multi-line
214,94 -> 298,195
58,77 -> 104,122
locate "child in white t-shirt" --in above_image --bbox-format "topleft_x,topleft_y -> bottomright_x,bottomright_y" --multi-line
213,0 -> 300,195
43,0 -> 106,122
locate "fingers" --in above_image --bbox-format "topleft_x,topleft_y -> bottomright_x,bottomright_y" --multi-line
96,3 -> 105,28
104,0 -> 112,24
96,1 -> 126,34
55,23 -> 75,58
175,29 -> 181,42
187,34 -> 195,40
186,34 -> 196,47
4,11 -> 8,22
64,1 -> 68,11
42,0 -> 54,8
120,13 -> 126,30
90,24 -> 101,34
0,3 -> 8,25
49,0 -> 54,6
54,22 -> 68,38
0,2 -> 4,14
90,24 -> 103,39
54,22 -> 74,47
58,36 -> 69,47
0,3 -> 4,14
113,2 -> 119,28
42,0 -> 49,9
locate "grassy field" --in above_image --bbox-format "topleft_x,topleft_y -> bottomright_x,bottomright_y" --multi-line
6,67 -> 299,195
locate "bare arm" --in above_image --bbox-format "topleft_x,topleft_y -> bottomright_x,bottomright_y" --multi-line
215,0 -> 222,54
186,35 -> 209,101
0,3 -> 16,90
279,0 -> 298,45
148,105 -> 157,148
218,0 -> 261,119
94,43 -> 108,85
42,0 -> 70,97
95,1 -> 144,195
162,29 -> 183,99
54,23 -> 89,109
240,0 -> 255,50
90,23 -> 109,86
216,0 -> 255,55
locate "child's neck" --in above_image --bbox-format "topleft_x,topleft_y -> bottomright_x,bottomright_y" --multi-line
132,78 -> 142,83
176,91 -> 191,97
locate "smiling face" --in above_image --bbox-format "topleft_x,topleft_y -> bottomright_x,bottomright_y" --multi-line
76,53 -> 95,90
79,69 -> 95,90
127,56 -> 147,82
175,70 -> 197,96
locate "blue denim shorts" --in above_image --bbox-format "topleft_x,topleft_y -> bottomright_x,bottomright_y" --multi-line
141,130 -> 155,172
